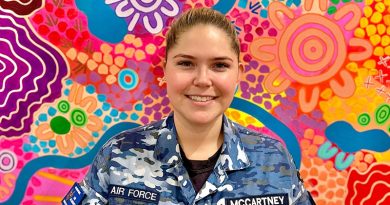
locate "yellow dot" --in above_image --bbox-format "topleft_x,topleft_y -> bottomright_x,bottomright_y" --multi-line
124,34 -> 135,44
98,64 -> 109,74
106,75 -> 117,85
87,59 -> 98,71
375,2 -> 385,13
100,43 -> 112,54
377,24 -> 386,35
109,64 -> 120,75
385,45 -> 390,55
77,52 -> 88,64
115,44 -> 125,54
66,48 -> 77,60
363,59 -> 376,69
370,12 -> 383,24
135,50 -> 146,61
360,17 -> 369,28
370,34 -> 381,46
92,52 -> 102,62
384,15 -> 390,26
145,44 -> 157,55
364,6 -> 373,18
103,54 -> 113,65
382,35 -> 390,46
320,88 -> 333,100
355,27 -> 366,38
366,0 -> 374,5
124,48 -> 135,58
346,62 -> 358,72
387,27 -> 390,35
114,56 -> 126,67
133,38 -> 143,48
385,0 -> 390,6
366,24 -> 377,36
374,46 -> 384,56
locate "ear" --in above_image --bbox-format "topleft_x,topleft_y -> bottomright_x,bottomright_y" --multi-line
237,62 -> 244,82
163,60 -> 167,72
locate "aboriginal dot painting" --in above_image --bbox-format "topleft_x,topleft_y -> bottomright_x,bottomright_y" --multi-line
0,0 -> 389,204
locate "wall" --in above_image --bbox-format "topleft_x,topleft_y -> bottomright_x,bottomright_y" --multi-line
0,0 -> 389,204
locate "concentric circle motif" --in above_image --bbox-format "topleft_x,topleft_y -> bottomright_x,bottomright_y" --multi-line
71,108 -> 88,127
58,100 -> 70,113
0,150 -> 17,173
375,104 -> 390,125
358,113 -> 371,126
279,14 -> 346,85
118,69 -> 139,91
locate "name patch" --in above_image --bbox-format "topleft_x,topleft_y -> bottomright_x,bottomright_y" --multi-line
226,193 -> 289,205
108,185 -> 160,203
62,182 -> 85,205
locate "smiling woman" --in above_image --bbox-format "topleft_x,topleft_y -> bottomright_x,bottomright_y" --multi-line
64,7 -> 315,205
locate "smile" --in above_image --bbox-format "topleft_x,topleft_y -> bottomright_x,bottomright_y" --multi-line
186,95 -> 216,102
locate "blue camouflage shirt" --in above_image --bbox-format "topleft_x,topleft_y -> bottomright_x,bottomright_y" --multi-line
79,114 -> 314,205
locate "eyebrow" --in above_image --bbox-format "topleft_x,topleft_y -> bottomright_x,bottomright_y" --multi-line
173,54 -> 233,62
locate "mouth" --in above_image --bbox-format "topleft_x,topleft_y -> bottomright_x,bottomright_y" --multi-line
186,95 -> 217,102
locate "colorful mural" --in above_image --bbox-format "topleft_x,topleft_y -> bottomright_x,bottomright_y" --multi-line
0,0 -> 389,204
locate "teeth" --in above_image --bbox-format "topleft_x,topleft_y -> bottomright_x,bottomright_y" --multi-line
189,96 -> 214,102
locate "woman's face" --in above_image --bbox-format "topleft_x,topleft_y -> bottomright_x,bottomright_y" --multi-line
164,24 -> 242,126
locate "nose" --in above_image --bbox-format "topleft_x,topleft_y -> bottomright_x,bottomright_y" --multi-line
193,66 -> 212,87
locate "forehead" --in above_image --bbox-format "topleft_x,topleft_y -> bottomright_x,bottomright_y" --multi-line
168,24 -> 237,59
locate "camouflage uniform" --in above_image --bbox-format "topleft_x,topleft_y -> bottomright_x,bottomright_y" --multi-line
79,114 -> 314,205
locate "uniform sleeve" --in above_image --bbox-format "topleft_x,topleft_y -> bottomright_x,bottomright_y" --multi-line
284,148 -> 316,205
79,141 -> 113,205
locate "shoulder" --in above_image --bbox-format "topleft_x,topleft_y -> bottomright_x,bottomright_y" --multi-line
99,118 -> 165,153
231,121 -> 293,167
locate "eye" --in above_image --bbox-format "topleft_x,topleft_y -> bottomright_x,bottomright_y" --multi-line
177,60 -> 194,68
213,62 -> 230,71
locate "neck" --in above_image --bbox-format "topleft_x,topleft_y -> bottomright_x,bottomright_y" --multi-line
174,114 -> 224,160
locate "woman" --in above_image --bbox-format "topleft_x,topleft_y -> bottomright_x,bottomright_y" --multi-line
68,8 -> 315,205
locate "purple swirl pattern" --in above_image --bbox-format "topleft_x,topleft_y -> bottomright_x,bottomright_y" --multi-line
106,0 -> 183,34
0,10 -> 68,138
0,0 -> 42,16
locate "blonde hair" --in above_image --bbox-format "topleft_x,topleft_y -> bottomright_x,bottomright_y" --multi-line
165,8 -> 240,59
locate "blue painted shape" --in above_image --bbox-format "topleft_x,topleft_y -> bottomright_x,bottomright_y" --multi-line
326,121 -> 390,152
110,109 -> 119,117
38,114 -> 47,122
231,97 -> 301,168
102,103 -> 110,111
23,144 -> 31,152
238,0 -> 248,8
104,116 -> 112,124
287,0 -> 301,7
213,0 -> 236,14
94,109 -> 103,117
39,141 -> 47,147
48,107 -> 57,116
4,122 -> 140,205
335,152 -> 355,171
135,104 -> 143,111
65,79 -> 73,85
86,85 -> 96,94
249,2 -> 261,14
29,135 -> 37,143
97,94 -> 107,102
260,9 -> 268,18
64,88 -> 70,96
119,112 -> 128,120
318,141 -> 338,160
131,113 -> 139,121
262,0 -> 269,7
75,0 -> 128,43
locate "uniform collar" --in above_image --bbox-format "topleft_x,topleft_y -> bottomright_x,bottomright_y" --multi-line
153,113 -> 250,171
